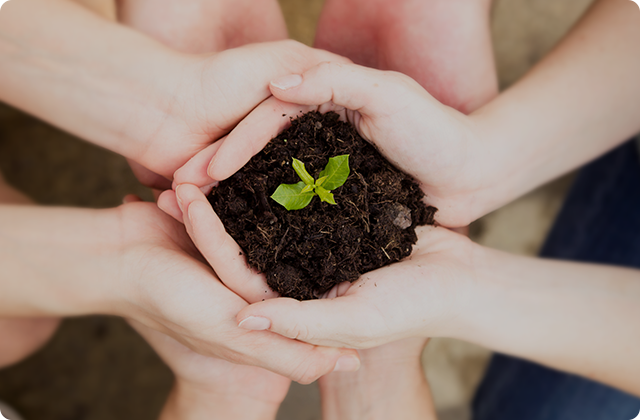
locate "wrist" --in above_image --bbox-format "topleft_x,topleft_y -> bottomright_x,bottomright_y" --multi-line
319,340 -> 433,420
160,381 -> 281,420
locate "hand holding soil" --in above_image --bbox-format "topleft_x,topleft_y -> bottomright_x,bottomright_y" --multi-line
206,111 -> 436,300
180,61 -> 497,228
236,226 -> 477,349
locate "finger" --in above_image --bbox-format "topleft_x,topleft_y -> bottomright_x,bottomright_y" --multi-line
175,183 -> 277,303
208,97 -> 314,181
127,159 -> 172,190
173,140 -> 223,189
157,189 -> 184,222
269,62 -> 419,116
232,328 -> 361,384
236,295 -> 389,349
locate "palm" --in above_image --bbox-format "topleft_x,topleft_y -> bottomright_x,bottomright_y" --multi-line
117,201 -> 352,384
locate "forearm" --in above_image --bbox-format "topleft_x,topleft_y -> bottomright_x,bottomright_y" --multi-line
0,205 -> 123,317
458,246 -> 640,396
470,0 -> 640,215
0,0 -> 184,161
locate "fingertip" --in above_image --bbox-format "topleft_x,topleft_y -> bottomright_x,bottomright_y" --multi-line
270,74 -> 303,91
333,355 -> 361,372
157,190 -> 184,222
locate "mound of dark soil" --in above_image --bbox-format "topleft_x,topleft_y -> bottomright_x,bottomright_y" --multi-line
208,111 -> 436,300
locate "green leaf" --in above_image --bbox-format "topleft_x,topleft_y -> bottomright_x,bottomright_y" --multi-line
315,176 -> 328,187
271,182 -> 315,210
316,186 -> 336,205
300,184 -> 314,194
318,155 -> 350,190
292,158 -> 314,186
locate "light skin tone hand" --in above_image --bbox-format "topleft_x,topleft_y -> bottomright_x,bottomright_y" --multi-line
0,197 -> 360,383
0,0 -> 347,189
237,225 -> 640,397
114,0 -> 289,189
213,0 -> 640,397
311,0 -> 497,414
189,0 -> 640,228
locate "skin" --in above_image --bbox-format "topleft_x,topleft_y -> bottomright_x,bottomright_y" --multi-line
161,0 -> 497,417
114,1 -> 294,417
205,0 -> 640,228
0,176 -> 61,370
219,0 -> 640,398
314,0 -> 497,114
0,0 -> 347,186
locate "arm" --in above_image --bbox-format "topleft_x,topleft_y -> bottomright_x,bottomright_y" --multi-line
115,0 -> 287,53
471,0 -> 640,221
0,202 -> 358,383
202,0 -> 640,227
237,227 -> 640,397
0,0 -> 345,181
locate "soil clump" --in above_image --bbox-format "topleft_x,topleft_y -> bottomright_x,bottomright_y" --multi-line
208,111 -> 436,300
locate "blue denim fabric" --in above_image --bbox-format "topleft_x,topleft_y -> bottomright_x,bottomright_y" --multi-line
472,140 -> 640,420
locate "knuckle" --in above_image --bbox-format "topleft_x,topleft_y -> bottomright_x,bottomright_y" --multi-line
282,321 -> 312,342
289,358 -> 325,384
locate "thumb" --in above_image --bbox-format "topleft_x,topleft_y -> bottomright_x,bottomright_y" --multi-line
236,296 -> 388,349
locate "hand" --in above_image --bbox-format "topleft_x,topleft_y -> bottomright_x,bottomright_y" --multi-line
234,226 -> 477,349
124,41 -> 350,189
314,0 -> 497,113
116,0 -> 289,190
114,200 -> 360,383
193,62 -> 493,227
116,0 -> 287,53
0,0 -> 347,189
319,338 -> 437,420
130,320 -> 291,420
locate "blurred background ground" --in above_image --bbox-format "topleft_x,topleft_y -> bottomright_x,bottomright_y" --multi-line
0,0 -> 594,419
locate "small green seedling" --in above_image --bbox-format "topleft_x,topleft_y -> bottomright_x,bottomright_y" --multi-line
271,155 -> 350,210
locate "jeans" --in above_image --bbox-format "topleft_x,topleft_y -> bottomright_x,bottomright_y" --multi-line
472,140 -> 640,420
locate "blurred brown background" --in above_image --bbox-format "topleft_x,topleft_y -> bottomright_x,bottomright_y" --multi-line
0,0 -> 593,419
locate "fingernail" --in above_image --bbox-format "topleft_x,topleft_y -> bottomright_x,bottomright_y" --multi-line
333,356 -> 361,372
175,185 -> 184,213
271,74 -> 302,90
238,316 -> 271,331
207,155 -> 219,179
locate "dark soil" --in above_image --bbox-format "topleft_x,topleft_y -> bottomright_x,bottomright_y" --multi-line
208,111 -> 436,300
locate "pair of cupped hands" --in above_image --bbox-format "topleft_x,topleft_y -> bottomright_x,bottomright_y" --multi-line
109,0 -> 497,407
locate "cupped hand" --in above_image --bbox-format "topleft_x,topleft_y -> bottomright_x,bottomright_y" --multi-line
234,226 -> 479,349
121,41 -> 349,189
194,62 -> 496,227
113,200 -> 359,383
